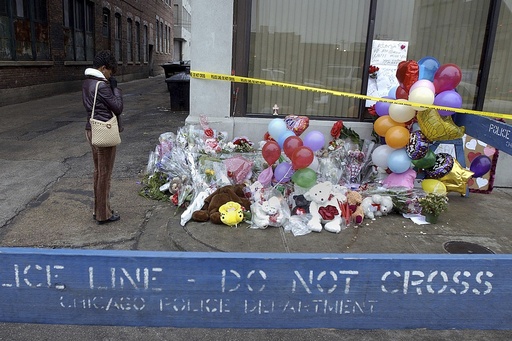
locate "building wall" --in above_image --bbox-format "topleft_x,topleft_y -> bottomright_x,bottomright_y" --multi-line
0,0 -> 173,106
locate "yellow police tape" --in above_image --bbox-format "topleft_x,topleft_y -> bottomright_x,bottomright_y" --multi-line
191,70 -> 512,120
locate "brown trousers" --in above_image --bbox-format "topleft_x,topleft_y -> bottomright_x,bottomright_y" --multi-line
85,130 -> 117,221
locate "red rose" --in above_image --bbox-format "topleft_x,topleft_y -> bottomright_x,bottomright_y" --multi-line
368,105 -> 377,116
263,132 -> 275,141
204,128 -> 214,137
369,65 -> 379,74
330,120 -> 344,139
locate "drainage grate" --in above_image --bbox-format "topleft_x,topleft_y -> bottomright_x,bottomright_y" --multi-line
444,241 -> 495,254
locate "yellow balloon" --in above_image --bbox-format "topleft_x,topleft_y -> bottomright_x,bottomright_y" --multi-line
421,179 -> 447,194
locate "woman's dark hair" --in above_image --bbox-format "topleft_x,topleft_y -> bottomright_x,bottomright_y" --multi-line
93,50 -> 118,75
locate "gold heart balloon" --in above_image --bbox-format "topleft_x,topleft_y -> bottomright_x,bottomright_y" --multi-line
417,108 -> 465,141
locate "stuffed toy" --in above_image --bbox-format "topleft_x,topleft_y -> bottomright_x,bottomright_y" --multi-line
191,184 -> 251,224
291,194 -> 310,215
169,175 -> 187,194
249,180 -> 265,204
361,194 -> 394,220
219,201 -> 244,227
346,190 -> 364,225
303,181 -> 346,233
251,196 -> 287,229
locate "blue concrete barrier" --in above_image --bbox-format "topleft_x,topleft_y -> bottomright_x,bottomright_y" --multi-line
0,248 -> 510,329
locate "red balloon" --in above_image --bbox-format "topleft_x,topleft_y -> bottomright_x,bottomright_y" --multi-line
291,146 -> 314,170
395,85 -> 409,99
433,63 -> 462,93
396,60 -> 419,93
283,136 -> 303,158
262,141 -> 281,165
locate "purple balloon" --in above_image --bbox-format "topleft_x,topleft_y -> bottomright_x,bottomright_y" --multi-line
274,162 -> 294,182
375,97 -> 392,116
302,130 -> 325,152
470,155 -> 492,177
434,90 -> 463,116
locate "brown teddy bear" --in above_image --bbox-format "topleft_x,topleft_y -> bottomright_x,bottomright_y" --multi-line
191,184 -> 252,224
346,190 -> 364,225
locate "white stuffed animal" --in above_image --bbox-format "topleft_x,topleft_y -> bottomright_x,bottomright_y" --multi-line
361,194 -> 394,220
303,181 -> 346,233
250,196 -> 286,229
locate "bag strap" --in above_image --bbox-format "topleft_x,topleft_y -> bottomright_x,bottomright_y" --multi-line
90,81 -> 102,120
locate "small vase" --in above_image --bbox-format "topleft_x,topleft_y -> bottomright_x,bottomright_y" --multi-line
425,213 -> 439,224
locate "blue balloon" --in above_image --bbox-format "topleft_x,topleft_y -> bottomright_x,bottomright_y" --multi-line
418,56 -> 440,82
268,118 -> 287,140
277,130 -> 296,148
387,148 -> 412,174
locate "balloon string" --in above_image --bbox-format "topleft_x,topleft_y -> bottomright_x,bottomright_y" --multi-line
270,164 -> 295,191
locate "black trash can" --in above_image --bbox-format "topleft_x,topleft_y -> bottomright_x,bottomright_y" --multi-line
166,72 -> 190,111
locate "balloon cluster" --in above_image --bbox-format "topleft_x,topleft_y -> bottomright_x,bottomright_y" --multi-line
260,117 -> 325,189
371,57 -> 472,194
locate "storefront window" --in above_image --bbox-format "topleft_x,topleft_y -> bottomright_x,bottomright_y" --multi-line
485,1 -> 512,120
374,0 -> 490,114
247,0 -> 371,118
244,0 -> 495,120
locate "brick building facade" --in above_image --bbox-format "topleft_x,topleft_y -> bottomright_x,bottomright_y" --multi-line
0,0 -> 174,106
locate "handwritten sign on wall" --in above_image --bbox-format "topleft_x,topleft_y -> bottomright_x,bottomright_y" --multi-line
366,40 -> 409,106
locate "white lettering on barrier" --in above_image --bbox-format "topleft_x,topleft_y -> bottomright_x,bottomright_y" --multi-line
88,266 -> 163,292
291,270 -> 359,294
59,295 -> 146,311
489,123 -> 511,139
0,263 -> 497,318
1,264 -> 65,289
380,270 -> 493,295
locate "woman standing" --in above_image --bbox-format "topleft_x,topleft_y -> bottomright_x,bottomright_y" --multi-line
83,50 -> 123,224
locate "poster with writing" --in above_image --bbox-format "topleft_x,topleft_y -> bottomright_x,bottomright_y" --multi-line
366,40 -> 409,106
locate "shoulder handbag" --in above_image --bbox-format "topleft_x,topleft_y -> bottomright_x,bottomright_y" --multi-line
89,81 -> 121,147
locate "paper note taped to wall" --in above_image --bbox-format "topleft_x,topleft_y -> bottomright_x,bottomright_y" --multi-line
366,40 -> 409,106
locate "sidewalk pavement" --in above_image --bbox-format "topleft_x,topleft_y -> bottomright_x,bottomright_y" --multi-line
0,75 -> 512,340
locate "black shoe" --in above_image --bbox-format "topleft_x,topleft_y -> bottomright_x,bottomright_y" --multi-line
97,213 -> 120,225
93,210 -> 114,220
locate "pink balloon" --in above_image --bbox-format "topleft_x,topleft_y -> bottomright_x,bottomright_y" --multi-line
433,63 -> 462,93
409,80 -> 435,94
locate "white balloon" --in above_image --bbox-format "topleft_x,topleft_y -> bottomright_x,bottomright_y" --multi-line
408,87 -> 435,111
388,100 -> 416,123
307,156 -> 320,171
371,145 -> 395,169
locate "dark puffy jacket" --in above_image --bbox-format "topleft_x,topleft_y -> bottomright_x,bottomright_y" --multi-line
83,76 -> 123,130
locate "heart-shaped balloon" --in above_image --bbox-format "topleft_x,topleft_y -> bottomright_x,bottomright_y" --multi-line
284,115 -> 309,136
416,108 -> 465,141
396,60 -> 419,93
